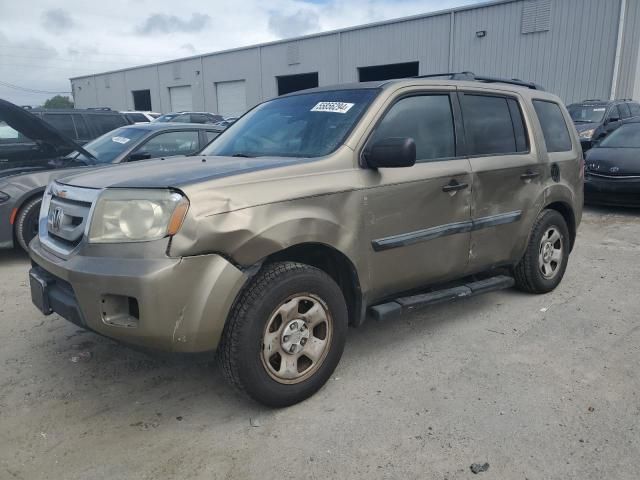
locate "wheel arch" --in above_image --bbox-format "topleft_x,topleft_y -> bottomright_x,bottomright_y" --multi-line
261,242 -> 364,327
12,188 -> 45,235
544,201 -> 577,251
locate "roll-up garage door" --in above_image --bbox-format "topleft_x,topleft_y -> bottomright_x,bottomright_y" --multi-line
169,86 -> 192,112
216,80 -> 247,117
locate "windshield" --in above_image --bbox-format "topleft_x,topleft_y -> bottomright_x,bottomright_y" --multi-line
599,123 -> 640,148
154,114 -> 179,123
66,127 -> 148,164
201,89 -> 379,158
568,104 -> 607,123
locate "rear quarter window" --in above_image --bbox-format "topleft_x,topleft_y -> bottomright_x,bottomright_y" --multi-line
532,100 -> 573,153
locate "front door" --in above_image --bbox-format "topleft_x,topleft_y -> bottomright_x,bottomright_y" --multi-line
361,89 -> 473,301
458,91 -> 544,272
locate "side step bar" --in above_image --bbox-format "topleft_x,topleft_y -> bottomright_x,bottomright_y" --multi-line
369,275 -> 515,321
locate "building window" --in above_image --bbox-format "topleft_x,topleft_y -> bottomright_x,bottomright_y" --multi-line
358,62 -> 419,82
277,72 -> 318,96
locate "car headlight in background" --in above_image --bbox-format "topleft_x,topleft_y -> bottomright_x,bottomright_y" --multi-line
579,129 -> 595,140
88,189 -> 189,243
0,191 -> 9,204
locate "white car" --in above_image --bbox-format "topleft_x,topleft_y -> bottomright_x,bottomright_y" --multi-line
120,111 -> 161,124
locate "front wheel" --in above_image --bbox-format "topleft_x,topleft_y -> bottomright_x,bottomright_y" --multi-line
15,197 -> 42,252
514,209 -> 570,294
218,262 -> 348,407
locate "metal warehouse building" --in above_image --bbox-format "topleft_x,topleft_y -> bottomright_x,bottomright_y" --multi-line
71,0 -> 640,116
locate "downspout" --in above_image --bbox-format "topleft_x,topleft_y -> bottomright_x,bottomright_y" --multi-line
610,0 -> 627,100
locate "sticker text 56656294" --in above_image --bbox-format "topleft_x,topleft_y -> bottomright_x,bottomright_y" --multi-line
311,102 -> 355,114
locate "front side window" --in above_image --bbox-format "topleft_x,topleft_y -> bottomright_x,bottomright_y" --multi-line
43,113 -> 76,139
202,89 -> 378,158
137,130 -> 200,157
72,114 -> 90,140
629,103 -> 640,117
461,94 -> 527,155
369,95 -> 456,161
619,103 -> 632,119
533,100 -> 572,153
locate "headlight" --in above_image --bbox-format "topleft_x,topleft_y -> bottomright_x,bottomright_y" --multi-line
579,129 -> 595,140
0,191 -> 9,205
88,189 -> 189,243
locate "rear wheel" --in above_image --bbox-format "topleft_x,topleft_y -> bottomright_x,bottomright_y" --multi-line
219,261 -> 348,407
514,209 -> 570,293
15,197 -> 42,252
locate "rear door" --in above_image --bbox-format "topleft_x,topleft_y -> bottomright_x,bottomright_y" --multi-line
362,88 -> 473,300
460,90 -> 543,272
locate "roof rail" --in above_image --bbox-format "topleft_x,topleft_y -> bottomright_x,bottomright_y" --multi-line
581,99 -> 604,102
413,71 -> 544,90
86,107 -> 113,111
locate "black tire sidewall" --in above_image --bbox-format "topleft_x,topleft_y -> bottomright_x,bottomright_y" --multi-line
16,197 -> 41,252
526,211 -> 570,293
234,267 -> 347,407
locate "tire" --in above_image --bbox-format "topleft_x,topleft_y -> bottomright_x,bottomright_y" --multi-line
15,196 -> 42,252
219,261 -> 348,407
514,209 -> 570,294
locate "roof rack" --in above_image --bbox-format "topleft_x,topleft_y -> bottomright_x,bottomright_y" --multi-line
86,107 -> 113,111
413,71 -> 544,90
581,99 -> 604,102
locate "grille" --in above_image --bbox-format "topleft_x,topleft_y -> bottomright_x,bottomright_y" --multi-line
39,183 -> 101,257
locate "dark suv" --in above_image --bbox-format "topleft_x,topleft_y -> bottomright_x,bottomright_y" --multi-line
567,99 -> 640,150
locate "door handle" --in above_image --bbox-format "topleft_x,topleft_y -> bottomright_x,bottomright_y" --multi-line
442,179 -> 469,193
520,170 -> 540,181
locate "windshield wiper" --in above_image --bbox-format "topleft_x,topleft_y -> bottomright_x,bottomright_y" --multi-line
231,153 -> 254,158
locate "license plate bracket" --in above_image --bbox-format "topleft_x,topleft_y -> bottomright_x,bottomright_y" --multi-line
29,270 -> 53,315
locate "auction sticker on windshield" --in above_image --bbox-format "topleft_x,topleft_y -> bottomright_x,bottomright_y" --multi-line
111,136 -> 131,144
311,102 -> 355,114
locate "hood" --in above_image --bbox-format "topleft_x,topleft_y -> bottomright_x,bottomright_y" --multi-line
0,99 -> 94,158
57,155 -> 308,189
573,122 -> 599,133
585,147 -> 640,176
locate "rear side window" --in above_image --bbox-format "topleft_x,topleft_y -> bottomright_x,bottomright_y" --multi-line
460,94 -> 528,155
532,100 -> 572,153
619,103 -> 632,119
42,113 -> 77,139
126,113 -> 149,123
72,114 -> 90,140
205,130 -> 220,144
370,94 -> 456,161
89,114 -> 128,135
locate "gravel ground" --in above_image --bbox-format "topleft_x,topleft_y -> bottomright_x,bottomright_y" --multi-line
0,206 -> 638,480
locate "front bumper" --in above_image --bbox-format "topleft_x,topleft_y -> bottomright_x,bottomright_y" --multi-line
584,174 -> 640,206
29,238 -> 248,352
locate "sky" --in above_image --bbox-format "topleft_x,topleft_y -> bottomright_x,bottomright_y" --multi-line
0,0 -> 482,106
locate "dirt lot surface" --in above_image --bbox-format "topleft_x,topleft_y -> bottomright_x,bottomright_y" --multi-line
0,206 -> 638,480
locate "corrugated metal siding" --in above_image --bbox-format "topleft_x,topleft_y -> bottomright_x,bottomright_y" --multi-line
72,0 -> 640,110
452,0 -> 621,103
339,14 -> 451,82
615,0 -> 640,99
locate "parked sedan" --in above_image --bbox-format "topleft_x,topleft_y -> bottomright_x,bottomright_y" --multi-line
0,101 -> 224,251
584,121 -> 640,207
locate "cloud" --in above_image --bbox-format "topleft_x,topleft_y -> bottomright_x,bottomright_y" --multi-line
268,9 -> 320,38
41,8 -> 75,34
180,43 -> 197,54
135,13 -> 211,35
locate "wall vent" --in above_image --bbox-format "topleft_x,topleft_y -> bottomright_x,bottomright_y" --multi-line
522,0 -> 551,34
287,43 -> 300,65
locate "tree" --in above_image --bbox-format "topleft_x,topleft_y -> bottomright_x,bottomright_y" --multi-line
43,95 -> 74,109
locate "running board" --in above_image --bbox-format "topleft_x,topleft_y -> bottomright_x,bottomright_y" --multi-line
369,275 -> 515,321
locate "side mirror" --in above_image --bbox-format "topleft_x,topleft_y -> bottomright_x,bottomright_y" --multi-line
608,115 -> 620,124
365,137 -> 416,169
128,151 -> 152,161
